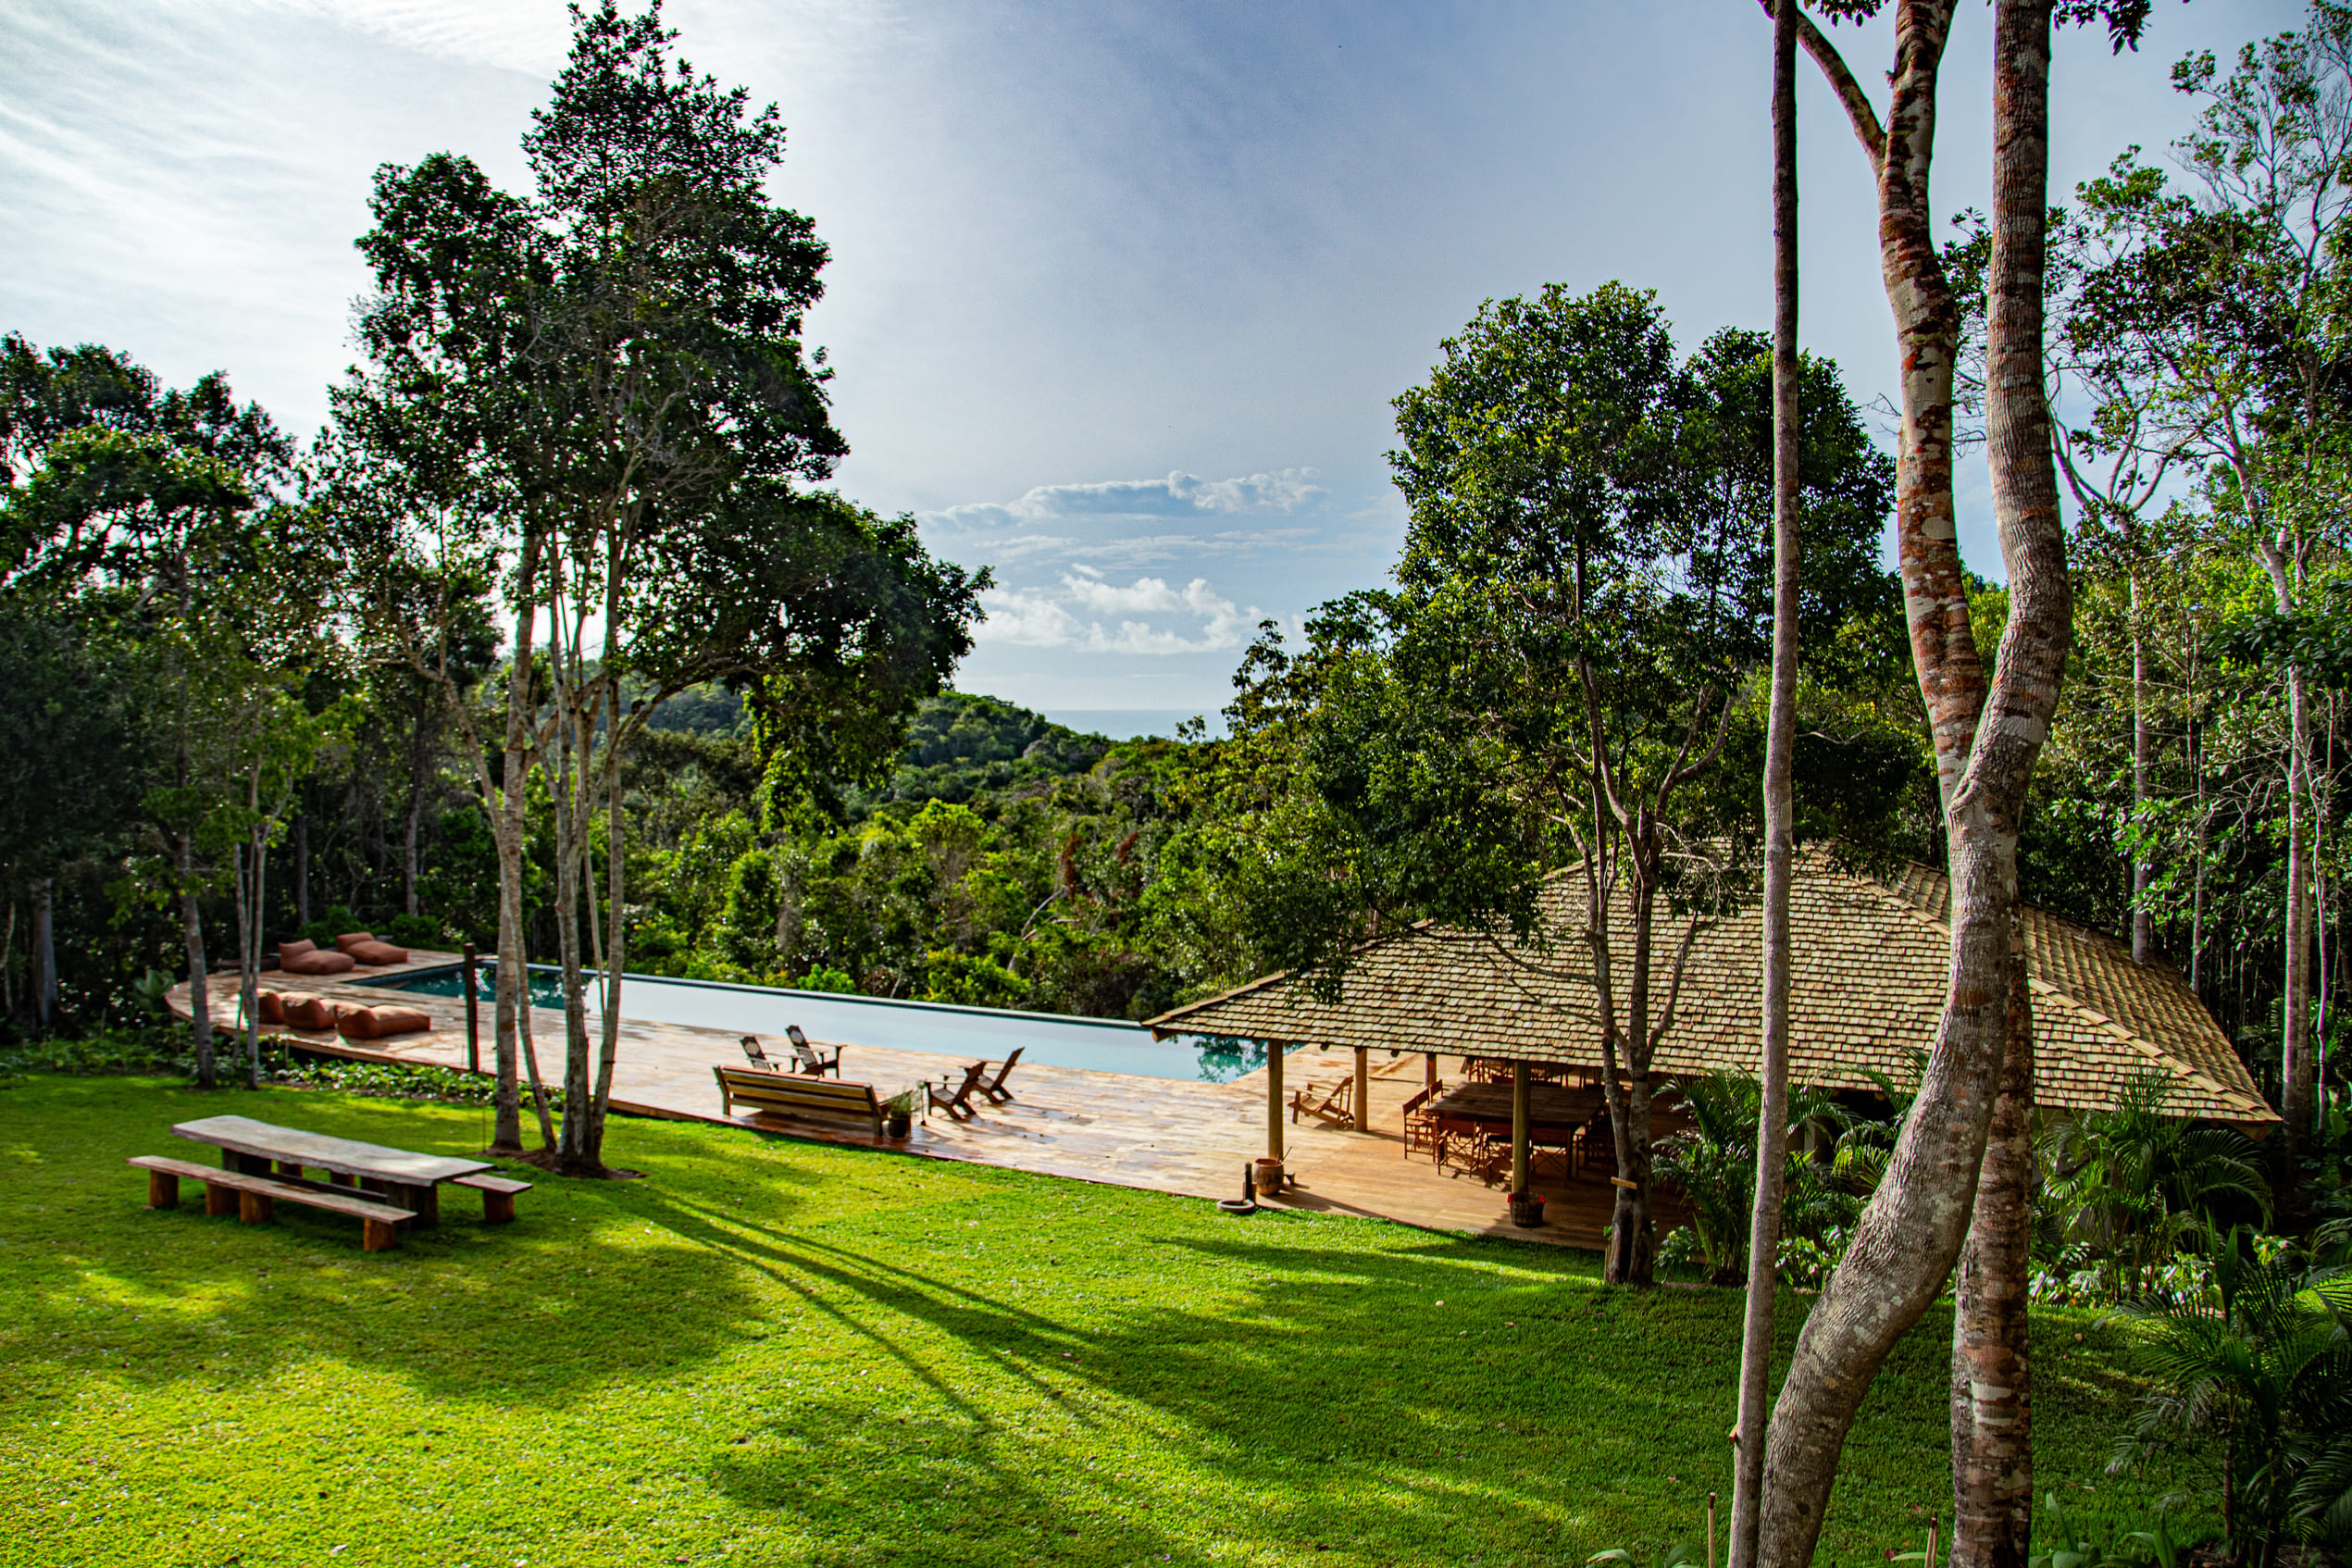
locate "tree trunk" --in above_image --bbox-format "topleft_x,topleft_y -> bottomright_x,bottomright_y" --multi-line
404,754 -> 425,919
553,683 -> 595,1174
31,877 -> 56,1029
1734,7 -> 1802,1560
2283,661 -> 2317,1196
294,811 -> 310,928
180,837 -> 214,1089
2130,570 -> 2154,964
1950,906 -> 2035,1568
490,534 -> 543,1156
1759,4 -> 2069,1562
592,719 -> 627,1157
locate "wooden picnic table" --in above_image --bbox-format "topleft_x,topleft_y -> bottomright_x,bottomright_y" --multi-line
172,1114 -> 492,1228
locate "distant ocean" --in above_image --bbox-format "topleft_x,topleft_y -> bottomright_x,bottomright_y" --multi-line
1041,708 -> 1228,741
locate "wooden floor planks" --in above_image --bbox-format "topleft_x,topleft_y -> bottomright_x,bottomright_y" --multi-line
168,954 -> 1690,1251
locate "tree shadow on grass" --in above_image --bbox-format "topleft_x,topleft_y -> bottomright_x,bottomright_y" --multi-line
0,1078 -> 826,1409
624,1190 -> 1651,1564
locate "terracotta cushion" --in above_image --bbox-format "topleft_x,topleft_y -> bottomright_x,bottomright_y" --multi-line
278,939 -> 356,976
280,994 -> 336,1031
335,932 -> 410,966
255,990 -> 285,1025
333,1002 -> 432,1039
370,1005 -> 432,1037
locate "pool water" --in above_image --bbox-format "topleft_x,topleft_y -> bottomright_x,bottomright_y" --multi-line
362,964 -> 1269,1084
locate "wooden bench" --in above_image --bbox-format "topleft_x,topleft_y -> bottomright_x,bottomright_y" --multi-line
452,1171 -> 532,1224
128,1154 -> 415,1252
714,1064 -> 885,1136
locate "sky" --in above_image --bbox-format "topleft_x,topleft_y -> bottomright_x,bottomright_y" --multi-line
0,0 -> 2306,726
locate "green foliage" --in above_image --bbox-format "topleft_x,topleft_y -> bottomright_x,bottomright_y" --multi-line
1650,1072 -> 1909,1287
2109,1226 -> 2352,1562
2035,1074 -> 2275,1305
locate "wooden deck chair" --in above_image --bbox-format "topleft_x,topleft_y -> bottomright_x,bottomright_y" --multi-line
927,1063 -> 987,1122
740,1035 -> 782,1073
784,1024 -> 841,1077
977,1047 -> 1024,1104
1288,1073 -> 1356,1129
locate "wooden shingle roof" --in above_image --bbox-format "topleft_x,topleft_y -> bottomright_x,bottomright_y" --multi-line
1146,856 -> 2274,1126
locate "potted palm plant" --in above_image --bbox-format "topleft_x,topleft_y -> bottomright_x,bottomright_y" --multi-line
882,1088 -> 918,1139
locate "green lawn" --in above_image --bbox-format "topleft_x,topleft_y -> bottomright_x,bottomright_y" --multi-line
0,1076 -> 2200,1568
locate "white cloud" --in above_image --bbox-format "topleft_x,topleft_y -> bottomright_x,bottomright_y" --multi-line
976,573 -> 1264,655
927,467 -> 1325,532
229,0 -> 572,72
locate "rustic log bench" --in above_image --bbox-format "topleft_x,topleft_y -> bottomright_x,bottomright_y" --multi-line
128,1154 -> 416,1252
713,1064 -> 886,1135
451,1171 -> 532,1224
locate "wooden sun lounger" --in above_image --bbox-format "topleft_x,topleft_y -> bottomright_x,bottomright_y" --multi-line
978,1047 -> 1023,1104
785,1025 -> 842,1077
1290,1074 -> 1356,1129
927,1063 -> 987,1122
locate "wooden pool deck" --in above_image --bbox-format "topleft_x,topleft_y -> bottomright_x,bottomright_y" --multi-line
168,952 -> 1688,1251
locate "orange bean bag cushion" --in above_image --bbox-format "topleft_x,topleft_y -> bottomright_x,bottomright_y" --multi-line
277,939 -> 356,976
332,1002 -> 433,1039
280,994 -> 337,1031
335,932 -> 410,966
254,989 -> 285,1025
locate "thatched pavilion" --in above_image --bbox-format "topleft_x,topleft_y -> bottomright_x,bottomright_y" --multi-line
1146,855 -> 2273,1200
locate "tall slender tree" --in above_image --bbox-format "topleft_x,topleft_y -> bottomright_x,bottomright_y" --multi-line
1732,1 -> 1802,1560
1754,5 -> 2156,1562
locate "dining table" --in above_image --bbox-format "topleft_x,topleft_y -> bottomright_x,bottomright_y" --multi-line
1417,1081 -> 1604,1176
171,1114 -> 492,1228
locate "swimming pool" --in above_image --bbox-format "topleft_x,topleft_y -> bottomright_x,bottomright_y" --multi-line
361,964 -> 1270,1084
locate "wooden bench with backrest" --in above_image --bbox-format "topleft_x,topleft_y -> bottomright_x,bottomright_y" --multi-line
713,1064 -> 885,1136
128,1154 -> 415,1251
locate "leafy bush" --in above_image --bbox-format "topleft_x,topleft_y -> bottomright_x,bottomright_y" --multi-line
255,1039 -> 564,1110
384,914 -> 442,949
0,1027 -> 186,1080
298,903 -> 363,948
794,964 -> 858,994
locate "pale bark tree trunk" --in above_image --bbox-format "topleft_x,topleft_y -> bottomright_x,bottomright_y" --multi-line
2130,574 -> 2153,964
404,745 -> 426,919
31,877 -> 56,1028
180,837 -> 214,1089
2270,571 -> 2317,1182
593,712 -> 626,1155
294,812 -> 309,928
1951,906 -> 2035,1568
1760,5 -> 2069,1563
1733,5 -> 1801,1561
491,532 -> 552,1155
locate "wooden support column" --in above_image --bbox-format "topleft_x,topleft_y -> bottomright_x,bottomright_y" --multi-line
1352,1046 -> 1370,1131
1425,1052 -> 1438,1089
1511,1060 -> 1531,1195
1266,1043 -> 1285,1163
